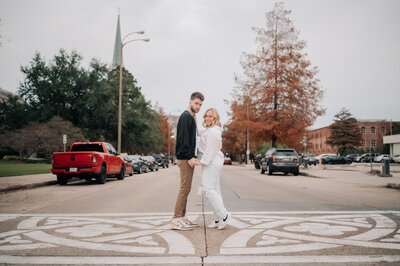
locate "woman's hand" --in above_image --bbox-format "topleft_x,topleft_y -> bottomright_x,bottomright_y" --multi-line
194,159 -> 202,166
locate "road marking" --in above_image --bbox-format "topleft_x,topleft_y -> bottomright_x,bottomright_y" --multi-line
1,255 -> 400,264
1,211 -> 400,264
0,255 -> 202,264
205,255 -> 400,264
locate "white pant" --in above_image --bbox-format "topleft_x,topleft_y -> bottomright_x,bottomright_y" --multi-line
201,163 -> 228,221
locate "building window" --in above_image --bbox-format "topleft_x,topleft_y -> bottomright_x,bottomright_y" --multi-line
381,126 -> 386,134
361,140 -> 365,146
371,126 -> 375,134
361,127 -> 365,134
371,140 -> 376,147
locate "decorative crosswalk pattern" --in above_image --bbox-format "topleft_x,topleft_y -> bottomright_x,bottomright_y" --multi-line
1,211 -> 400,264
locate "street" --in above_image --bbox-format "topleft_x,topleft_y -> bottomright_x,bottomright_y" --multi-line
1,165 -> 400,265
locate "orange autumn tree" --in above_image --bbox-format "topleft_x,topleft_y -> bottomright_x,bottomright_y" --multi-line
155,105 -> 175,155
226,2 -> 325,151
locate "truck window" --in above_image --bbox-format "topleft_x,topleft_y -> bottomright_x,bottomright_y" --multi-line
70,144 -> 104,152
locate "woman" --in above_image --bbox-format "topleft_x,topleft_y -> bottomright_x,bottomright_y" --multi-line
195,108 -> 231,229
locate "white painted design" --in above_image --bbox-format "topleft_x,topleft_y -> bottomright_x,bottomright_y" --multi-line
220,211 -> 400,255
284,222 -> 358,236
1,211 -> 400,264
0,213 -> 196,255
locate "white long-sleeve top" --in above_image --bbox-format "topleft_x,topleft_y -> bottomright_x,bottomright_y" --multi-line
197,124 -> 224,166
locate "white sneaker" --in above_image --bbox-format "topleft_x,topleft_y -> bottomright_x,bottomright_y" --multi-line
217,213 -> 231,230
182,216 -> 200,228
207,220 -> 219,228
170,218 -> 192,231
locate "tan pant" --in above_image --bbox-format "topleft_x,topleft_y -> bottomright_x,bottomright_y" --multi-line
173,160 -> 195,218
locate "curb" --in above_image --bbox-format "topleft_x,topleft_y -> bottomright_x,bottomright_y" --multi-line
299,172 -> 318,178
0,180 -> 58,193
387,183 -> 400,190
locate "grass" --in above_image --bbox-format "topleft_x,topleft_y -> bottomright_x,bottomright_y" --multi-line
0,160 -> 52,177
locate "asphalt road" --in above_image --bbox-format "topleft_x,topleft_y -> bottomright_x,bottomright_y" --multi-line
1,165 -> 400,265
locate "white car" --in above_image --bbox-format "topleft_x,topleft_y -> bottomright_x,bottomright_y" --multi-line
374,154 -> 392,163
392,155 -> 400,163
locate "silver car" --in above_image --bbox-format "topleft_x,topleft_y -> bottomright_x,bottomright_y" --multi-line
260,148 -> 299,176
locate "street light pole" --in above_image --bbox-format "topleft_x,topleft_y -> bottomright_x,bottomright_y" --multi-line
117,32 -> 149,153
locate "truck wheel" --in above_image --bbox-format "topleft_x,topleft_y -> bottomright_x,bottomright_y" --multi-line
85,177 -> 92,182
117,165 -> 125,180
96,165 -> 107,184
57,174 -> 68,185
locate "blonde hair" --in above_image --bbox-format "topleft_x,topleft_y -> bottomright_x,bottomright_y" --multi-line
202,108 -> 222,128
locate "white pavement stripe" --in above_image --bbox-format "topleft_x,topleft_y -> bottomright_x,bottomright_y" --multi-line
158,231 -> 195,254
0,255 -> 202,264
24,231 -> 166,254
0,243 -> 56,251
267,229 -> 400,250
83,229 -> 163,243
16,217 -> 44,229
221,229 -> 263,248
346,229 -> 395,241
0,210 -> 394,217
221,243 -> 339,254
205,255 -> 400,264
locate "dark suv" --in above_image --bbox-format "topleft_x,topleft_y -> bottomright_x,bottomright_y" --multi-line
260,148 -> 299,176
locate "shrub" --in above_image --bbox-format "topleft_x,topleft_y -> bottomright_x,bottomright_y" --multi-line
3,155 -> 21,161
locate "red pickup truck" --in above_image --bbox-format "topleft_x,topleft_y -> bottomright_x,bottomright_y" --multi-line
52,142 -> 126,185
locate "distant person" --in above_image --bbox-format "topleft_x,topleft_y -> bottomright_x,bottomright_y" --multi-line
170,92 -> 204,230
195,108 -> 231,229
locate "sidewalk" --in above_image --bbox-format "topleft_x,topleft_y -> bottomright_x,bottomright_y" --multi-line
0,173 -> 56,193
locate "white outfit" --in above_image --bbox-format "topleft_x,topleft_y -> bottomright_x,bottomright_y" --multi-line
197,124 -> 228,221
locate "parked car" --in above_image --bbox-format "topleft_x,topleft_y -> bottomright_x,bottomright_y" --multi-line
152,153 -> 169,168
315,153 -> 336,161
224,157 -> 232,165
359,153 -> 380,163
374,154 -> 393,163
142,156 -> 159,171
127,155 -> 149,174
345,154 -> 360,162
260,148 -> 299,176
299,153 -> 317,166
51,142 -> 126,185
393,155 -> 400,163
253,154 -> 262,169
321,155 -> 352,165
121,156 -> 134,176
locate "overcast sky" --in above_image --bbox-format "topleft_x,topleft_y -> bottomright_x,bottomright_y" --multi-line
1,0 -> 399,129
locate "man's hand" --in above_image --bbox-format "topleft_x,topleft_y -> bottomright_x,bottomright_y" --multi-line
188,158 -> 197,168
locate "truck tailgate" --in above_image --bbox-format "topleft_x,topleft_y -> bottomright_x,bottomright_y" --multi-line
53,152 -> 94,167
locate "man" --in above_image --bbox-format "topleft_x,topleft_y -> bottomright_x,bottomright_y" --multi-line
170,92 -> 204,230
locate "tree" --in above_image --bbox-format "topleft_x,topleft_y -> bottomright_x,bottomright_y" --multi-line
326,108 -> 362,155
155,105 -> 175,155
0,117 -> 84,160
17,49 -> 164,154
229,2 -> 324,149
0,95 -> 33,131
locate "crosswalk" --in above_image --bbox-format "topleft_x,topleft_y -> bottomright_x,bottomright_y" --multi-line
1,211 -> 400,264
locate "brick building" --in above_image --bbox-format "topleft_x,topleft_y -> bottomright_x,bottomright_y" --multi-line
307,120 -> 400,155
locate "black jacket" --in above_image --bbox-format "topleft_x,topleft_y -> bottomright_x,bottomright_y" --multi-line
175,110 -> 196,160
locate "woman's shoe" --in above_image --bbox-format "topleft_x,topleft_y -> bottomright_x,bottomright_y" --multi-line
217,213 -> 231,230
207,220 -> 219,228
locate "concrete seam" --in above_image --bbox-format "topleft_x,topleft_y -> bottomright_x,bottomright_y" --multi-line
201,192 -> 208,264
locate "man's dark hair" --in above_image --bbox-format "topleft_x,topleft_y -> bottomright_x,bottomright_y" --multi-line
190,92 -> 204,101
